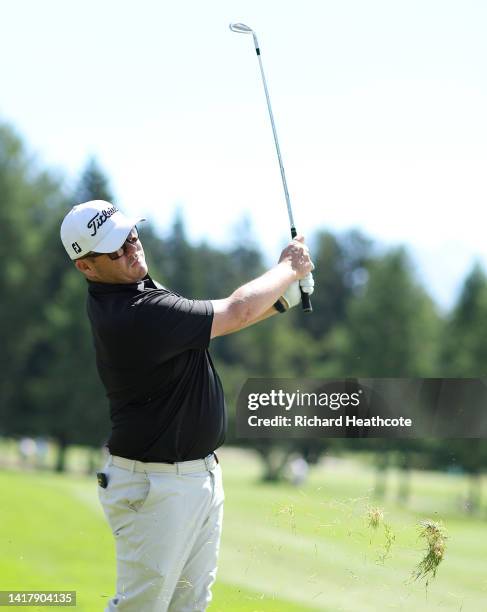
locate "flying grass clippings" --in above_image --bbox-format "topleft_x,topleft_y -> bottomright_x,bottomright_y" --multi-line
412,520 -> 448,585
366,506 -> 384,529
365,506 -> 396,564
377,523 -> 396,565
276,503 -> 297,535
274,495 -> 448,592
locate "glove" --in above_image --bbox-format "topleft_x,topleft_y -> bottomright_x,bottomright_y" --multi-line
299,272 -> 315,294
275,273 -> 315,312
280,280 -> 302,310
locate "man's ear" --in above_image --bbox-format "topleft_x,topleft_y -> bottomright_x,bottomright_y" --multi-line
74,259 -> 96,279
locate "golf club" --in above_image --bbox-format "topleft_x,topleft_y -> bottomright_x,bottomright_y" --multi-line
229,22 -> 312,313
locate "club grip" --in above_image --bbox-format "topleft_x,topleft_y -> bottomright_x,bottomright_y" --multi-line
290,226 -> 313,313
300,287 -> 313,312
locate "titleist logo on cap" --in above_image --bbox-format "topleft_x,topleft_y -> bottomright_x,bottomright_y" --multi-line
87,206 -> 119,237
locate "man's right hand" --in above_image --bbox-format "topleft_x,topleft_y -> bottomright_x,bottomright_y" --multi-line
278,235 -> 314,279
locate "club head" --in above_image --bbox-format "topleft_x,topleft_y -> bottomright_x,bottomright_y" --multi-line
229,22 -> 254,34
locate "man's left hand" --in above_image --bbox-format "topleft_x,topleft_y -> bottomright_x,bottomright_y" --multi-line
277,272 -> 315,311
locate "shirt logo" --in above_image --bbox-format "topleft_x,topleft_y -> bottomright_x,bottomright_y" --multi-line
87,207 -> 119,237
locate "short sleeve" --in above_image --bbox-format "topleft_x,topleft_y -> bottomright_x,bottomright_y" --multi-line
133,289 -> 214,361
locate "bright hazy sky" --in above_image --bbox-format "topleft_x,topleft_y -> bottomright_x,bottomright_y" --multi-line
2,0 -> 487,309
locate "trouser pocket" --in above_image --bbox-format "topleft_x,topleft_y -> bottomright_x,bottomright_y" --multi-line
98,464 -> 151,536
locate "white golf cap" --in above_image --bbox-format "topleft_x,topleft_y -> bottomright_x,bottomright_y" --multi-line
60,200 -> 145,260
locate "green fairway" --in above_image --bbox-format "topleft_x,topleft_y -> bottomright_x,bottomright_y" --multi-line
1,449 -> 486,611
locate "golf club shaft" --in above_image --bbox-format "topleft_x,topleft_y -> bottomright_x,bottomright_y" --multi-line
250,33 -> 312,312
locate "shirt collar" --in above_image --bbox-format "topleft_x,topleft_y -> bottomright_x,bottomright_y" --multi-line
87,274 -> 157,294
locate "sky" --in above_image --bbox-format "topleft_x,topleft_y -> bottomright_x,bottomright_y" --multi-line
2,0 -> 487,310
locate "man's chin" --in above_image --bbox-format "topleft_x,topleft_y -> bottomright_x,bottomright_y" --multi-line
133,261 -> 148,280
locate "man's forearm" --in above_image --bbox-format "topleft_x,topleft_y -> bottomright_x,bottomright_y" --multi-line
215,306 -> 277,337
229,262 -> 295,325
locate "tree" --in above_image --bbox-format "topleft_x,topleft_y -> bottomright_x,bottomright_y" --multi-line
441,262 -> 487,375
0,122 -> 67,438
74,157 -> 113,205
300,229 -> 373,339
337,247 -> 441,377
437,264 -> 487,510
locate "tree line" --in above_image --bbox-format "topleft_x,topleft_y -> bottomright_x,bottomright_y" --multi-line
1,120 -> 486,509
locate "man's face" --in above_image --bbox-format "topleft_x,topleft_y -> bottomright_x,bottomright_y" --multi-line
75,228 -> 148,284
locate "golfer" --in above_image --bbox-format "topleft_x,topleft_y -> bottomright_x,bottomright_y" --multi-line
60,199 -> 314,612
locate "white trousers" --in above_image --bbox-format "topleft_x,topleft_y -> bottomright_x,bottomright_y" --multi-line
98,454 -> 224,612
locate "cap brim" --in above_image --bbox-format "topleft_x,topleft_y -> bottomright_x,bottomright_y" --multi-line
93,216 -> 146,253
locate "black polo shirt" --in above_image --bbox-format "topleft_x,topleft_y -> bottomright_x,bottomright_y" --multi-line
87,275 -> 226,462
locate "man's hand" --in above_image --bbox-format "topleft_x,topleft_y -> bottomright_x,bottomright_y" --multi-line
274,236 -> 315,311
278,235 -> 314,280
278,272 -> 315,311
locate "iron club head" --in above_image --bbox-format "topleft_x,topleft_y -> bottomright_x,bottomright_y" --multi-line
229,22 -> 254,34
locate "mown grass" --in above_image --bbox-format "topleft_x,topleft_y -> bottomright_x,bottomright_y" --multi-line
1,448 -> 486,611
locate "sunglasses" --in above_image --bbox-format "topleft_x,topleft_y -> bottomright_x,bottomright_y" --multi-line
77,227 -> 139,261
